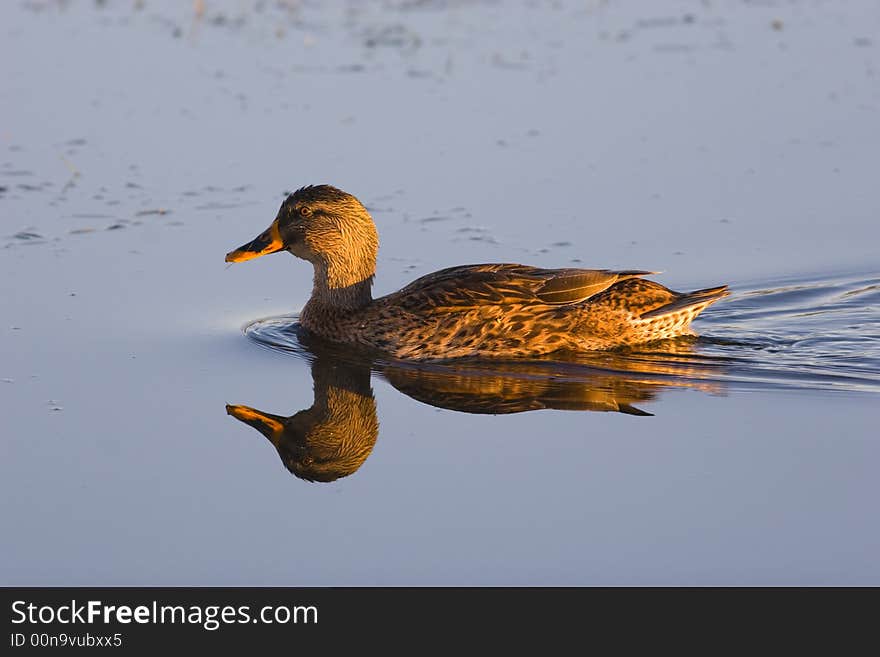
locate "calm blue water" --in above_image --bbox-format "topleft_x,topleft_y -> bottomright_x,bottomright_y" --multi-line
1,1 -> 878,585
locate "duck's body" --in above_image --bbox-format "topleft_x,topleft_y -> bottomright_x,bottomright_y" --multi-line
300,263 -> 728,360
227,185 -> 728,360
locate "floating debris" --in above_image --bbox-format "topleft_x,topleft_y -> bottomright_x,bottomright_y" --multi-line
69,228 -> 96,235
491,51 -> 530,70
13,231 -> 43,240
60,155 -> 80,192
364,24 -> 421,50
135,208 -> 169,217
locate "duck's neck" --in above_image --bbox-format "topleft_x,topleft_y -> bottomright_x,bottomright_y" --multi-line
307,261 -> 374,312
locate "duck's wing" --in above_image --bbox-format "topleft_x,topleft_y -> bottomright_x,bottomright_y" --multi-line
534,268 -> 657,304
394,264 -> 655,311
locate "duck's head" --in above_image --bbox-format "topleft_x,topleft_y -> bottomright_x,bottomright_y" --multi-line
225,185 -> 379,289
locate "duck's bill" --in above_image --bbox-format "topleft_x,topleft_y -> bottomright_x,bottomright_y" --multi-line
226,404 -> 286,444
225,221 -> 284,262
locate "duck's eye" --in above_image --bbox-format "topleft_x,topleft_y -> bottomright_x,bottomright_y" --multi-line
299,206 -> 313,218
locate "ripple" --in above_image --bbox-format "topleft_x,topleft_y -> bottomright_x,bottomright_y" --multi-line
698,270 -> 880,393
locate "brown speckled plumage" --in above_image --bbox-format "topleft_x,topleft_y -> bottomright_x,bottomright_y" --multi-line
226,185 -> 729,360
226,357 -> 378,482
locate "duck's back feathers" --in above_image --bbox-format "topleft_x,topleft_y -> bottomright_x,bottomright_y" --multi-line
367,266 -> 729,357
394,264 -> 654,311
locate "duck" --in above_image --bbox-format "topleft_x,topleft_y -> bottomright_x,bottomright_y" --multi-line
226,185 -> 729,360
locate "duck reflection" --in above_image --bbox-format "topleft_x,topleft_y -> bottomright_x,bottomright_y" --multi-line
227,357 -> 377,482
227,326 -> 729,483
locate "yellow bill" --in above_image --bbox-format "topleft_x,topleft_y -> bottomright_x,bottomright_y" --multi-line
225,220 -> 284,263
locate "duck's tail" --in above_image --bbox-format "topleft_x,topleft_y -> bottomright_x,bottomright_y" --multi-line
640,285 -> 730,319
635,284 -> 730,340
576,277 -> 730,348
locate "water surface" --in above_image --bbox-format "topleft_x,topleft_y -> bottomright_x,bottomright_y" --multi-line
1,1 -> 878,585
